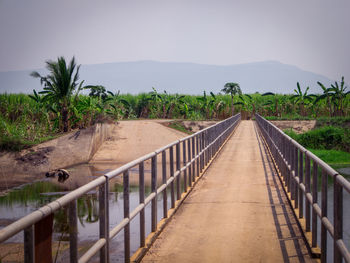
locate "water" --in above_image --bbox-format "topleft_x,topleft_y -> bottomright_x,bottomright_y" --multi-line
298,164 -> 350,262
0,162 -> 176,262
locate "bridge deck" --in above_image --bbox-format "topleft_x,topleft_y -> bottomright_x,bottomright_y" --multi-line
141,120 -> 315,262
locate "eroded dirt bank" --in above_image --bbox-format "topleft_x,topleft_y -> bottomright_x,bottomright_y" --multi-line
0,120 -> 217,194
0,122 -> 114,194
270,120 -> 316,133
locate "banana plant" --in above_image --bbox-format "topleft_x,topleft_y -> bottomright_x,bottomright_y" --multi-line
290,82 -> 316,116
196,91 -> 216,119
262,92 -> 279,116
316,82 -> 333,116
106,90 -> 132,119
233,94 -> 253,111
329,76 -> 350,116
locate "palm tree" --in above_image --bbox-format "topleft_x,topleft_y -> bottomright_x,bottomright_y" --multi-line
31,57 -> 84,132
221,82 -> 241,115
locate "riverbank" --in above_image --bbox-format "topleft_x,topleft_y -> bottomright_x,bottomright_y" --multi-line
0,122 -> 115,194
0,120 -> 215,195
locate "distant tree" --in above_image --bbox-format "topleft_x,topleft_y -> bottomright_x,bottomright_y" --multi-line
221,82 -> 241,115
31,56 -> 84,132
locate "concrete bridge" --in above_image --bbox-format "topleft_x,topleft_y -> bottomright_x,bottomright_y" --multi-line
141,120 -> 313,262
0,115 -> 349,263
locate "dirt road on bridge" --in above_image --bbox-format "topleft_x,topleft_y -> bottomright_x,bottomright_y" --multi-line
142,120 -> 315,262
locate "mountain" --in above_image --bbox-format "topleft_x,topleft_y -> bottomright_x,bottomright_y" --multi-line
0,60 -> 335,95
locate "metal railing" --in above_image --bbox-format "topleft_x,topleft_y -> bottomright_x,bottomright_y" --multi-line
0,114 -> 240,263
256,114 -> 350,263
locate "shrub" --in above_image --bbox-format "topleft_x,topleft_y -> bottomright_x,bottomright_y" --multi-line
284,126 -> 350,152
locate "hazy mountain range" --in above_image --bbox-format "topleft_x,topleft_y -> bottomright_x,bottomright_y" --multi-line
0,60 -> 336,95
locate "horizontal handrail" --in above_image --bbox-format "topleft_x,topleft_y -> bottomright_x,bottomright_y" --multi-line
255,114 -> 350,263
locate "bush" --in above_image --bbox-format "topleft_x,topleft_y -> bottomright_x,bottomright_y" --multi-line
284,126 -> 350,152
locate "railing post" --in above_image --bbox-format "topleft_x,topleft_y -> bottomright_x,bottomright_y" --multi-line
99,180 -> 109,263
187,139 -> 192,187
182,140 -> 187,192
151,155 -> 158,232
201,132 -> 205,170
334,176 -> 343,263
205,130 -> 208,165
69,200 -> 78,263
176,143 -> 181,200
123,171 -> 130,263
294,146 -> 299,208
290,144 -> 295,199
169,147 -> 175,208
24,226 -> 35,263
305,155 -> 311,232
299,150 -> 304,218
162,151 -> 168,218
321,170 -> 328,262
196,135 -> 200,177
312,161 -> 318,248
139,162 -> 145,247
192,136 -> 195,182
286,141 -> 290,192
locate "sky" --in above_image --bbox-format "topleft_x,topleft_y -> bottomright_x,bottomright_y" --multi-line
0,0 -> 349,81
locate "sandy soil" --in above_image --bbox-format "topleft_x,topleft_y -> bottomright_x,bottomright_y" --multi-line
91,120 -> 186,165
271,120 -> 316,133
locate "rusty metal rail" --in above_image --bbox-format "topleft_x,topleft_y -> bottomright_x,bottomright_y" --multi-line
256,114 -> 350,263
0,114 -> 240,263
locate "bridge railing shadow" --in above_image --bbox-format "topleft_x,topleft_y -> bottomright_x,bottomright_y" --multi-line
255,114 -> 350,263
254,123 -> 312,262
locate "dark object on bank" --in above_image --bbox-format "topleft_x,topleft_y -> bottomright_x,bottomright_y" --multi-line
45,169 -> 70,182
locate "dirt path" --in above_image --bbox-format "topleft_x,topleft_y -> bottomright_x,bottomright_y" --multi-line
141,120 -> 315,262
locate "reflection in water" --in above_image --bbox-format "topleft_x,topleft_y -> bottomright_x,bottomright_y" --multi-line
78,196 -> 99,225
0,163 -> 160,262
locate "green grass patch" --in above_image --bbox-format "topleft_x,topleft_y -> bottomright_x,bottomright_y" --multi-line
167,121 -> 193,135
308,149 -> 350,165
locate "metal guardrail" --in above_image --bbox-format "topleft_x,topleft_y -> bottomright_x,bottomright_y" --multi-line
256,114 -> 350,263
0,114 -> 241,263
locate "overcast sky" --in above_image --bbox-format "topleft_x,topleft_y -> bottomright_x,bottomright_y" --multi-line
0,0 -> 349,81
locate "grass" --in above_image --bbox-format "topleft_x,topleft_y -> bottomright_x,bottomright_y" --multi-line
308,149 -> 350,165
167,121 -> 193,135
